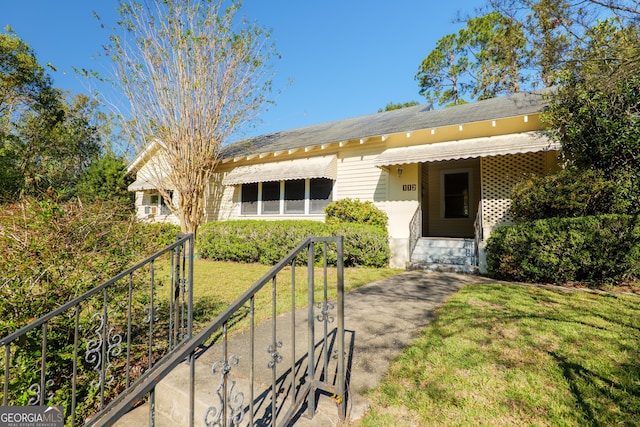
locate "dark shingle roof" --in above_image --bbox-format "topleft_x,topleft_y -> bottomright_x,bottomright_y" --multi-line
221,90 -> 550,159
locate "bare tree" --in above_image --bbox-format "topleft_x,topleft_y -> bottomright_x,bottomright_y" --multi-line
110,0 -> 275,236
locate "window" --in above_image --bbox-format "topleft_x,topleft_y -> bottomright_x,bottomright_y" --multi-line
261,181 -> 280,214
284,179 -> 305,214
145,194 -> 160,215
241,183 -> 258,215
443,171 -> 470,218
239,179 -> 334,216
310,178 -> 333,213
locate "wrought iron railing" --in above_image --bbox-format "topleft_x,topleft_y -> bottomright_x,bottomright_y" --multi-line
1,234 -> 194,426
473,200 -> 483,267
89,236 -> 346,426
409,204 -> 422,259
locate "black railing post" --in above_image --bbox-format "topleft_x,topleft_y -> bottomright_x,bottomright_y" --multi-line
40,322 -> 47,406
3,345 -> 9,406
337,235 -> 346,420
307,240 -> 316,418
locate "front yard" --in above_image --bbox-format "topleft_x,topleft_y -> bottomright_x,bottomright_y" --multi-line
358,283 -> 640,426
151,259 -> 640,425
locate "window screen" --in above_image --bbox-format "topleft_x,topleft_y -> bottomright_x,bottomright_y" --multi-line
241,183 -> 258,215
284,179 -> 305,214
310,178 -> 333,213
261,181 -> 280,214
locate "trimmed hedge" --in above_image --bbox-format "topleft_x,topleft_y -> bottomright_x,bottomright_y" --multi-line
510,167 -> 640,222
197,220 -> 390,267
486,214 -> 640,286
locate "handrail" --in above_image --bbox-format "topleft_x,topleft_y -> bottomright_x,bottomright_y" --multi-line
1,234 -> 194,426
89,235 -> 346,426
409,204 -> 422,258
3,234 -> 345,426
473,200 -> 483,267
0,234 -> 193,348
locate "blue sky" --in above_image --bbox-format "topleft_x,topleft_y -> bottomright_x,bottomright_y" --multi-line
2,0 -> 482,140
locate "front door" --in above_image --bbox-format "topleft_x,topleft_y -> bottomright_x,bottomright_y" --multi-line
421,158 -> 480,238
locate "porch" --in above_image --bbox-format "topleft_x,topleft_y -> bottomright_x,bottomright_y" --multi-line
376,136 -> 562,272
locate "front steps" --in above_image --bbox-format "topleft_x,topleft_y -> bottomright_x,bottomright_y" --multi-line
408,237 -> 477,274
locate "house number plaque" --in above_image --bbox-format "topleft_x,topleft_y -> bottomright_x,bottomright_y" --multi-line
402,184 -> 416,191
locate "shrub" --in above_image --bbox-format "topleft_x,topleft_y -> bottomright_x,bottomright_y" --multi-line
327,223 -> 390,268
0,197 -> 180,332
324,198 -> 388,230
0,196 -> 180,421
510,167 -> 640,222
198,220 -> 389,268
486,214 -> 640,286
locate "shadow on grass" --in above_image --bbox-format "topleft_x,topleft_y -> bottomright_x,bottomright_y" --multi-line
548,350 -> 640,425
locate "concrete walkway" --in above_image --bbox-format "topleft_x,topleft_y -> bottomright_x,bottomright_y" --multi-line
327,271 -> 488,425
116,271 -> 489,426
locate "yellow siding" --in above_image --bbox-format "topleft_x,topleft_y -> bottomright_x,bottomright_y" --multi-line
204,171 -> 236,221
336,143 -> 387,201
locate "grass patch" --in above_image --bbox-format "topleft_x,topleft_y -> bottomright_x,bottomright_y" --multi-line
359,284 -> 640,426
154,259 -> 402,334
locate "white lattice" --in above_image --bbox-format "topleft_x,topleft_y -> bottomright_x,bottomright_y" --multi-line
481,152 -> 546,234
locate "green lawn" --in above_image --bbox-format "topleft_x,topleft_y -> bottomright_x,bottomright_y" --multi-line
359,284 -> 640,426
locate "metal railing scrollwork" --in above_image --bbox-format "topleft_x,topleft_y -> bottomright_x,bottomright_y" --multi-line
0,234 -> 194,426
409,204 -> 422,259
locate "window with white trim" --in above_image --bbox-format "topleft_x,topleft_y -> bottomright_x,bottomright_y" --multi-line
240,178 -> 334,216
144,192 -> 172,215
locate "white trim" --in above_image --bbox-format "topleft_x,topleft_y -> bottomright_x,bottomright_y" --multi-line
238,178 -> 334,217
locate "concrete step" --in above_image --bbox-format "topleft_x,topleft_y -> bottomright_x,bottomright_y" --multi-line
411,246 -> 474,259
407,261 -> 477,274
410,238 -> 477,274
113,402 -> 176,427
414,255 -> 476,266
115,307 -> 345,426
414,238 -> 474,249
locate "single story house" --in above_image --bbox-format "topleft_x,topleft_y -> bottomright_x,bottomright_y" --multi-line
128,90 -> 561,272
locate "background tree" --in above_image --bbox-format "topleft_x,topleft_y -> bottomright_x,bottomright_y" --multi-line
16,94 -> 102,196
525,0 -> 573,86
416,33 -> 470,106
509,18 -> 640,222
417,0 -> 639,105
416,12 -> 527,105
1,30 -> 104,201
109,0 -> 276,237
74,150 -> 133,205
0,29 -> 57,135
485,0 -> 639,86
461,11 -> 528,98
545,18 -> 640,175
378,100 -> 420,112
